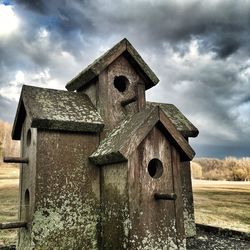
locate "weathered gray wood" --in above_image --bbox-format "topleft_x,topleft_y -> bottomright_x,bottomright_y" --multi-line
147,101 -> 199,138
121,96 -> 137,107
171,146 -> 186,249
90,107 -> 159,165
101,162 -> 129,249
0,222 -> 27,229
18,118 -> 36,248
181,160 -> 196,237
90,105 -> 195,165
137,83 -> 146,111
98,55 -> 147,138
66,38 -> 159,91
159,109 -> 195,161
31,130 -> 100,249
128,126 -> 179,249
12,85 -> 104,140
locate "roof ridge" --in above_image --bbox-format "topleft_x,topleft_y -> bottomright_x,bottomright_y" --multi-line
65,38 -> 159,91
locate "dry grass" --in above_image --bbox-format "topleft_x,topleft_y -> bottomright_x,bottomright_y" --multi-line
193,180 -> 250,233
0,164 -> 19,246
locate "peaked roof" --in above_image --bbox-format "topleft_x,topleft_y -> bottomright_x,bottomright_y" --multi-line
65,38 -> 159,91
89,106 -> 195,166
147,102 -> 199,138
12,85 -> 104,140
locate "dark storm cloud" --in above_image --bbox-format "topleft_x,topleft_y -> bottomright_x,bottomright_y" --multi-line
7,0 -> 250,84
14,0 -> 250,58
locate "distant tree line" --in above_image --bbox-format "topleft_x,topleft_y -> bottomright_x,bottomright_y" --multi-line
0,120 -> 19,163
191,157 -> 250,181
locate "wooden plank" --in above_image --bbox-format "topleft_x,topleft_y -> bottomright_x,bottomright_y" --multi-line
136,83 -> 146,111
128,126 -> 178,249
66,39 -> 127,91
159,108 -> 195,161
181,160 -> 196,237
171,146 -> 186,249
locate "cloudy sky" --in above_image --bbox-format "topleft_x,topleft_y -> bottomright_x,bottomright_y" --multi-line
0,0 -> 249,158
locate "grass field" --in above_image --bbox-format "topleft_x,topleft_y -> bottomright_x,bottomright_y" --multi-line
0,165 -> 19,246
0,166 -> 249,246
193,179 -> 250,233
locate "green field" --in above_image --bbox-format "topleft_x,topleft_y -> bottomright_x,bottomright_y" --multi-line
0,167 -> 249,246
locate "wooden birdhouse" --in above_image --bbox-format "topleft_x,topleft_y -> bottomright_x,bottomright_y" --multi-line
1,38 -> 198,249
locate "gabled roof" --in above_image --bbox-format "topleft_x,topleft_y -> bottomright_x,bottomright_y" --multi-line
65,38 -> 159,91
147,102 -> 199,138
12,85 -> 104,140
89,106 -> 195,166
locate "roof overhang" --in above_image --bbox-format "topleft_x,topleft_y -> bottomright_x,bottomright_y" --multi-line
90,106 -> 195,166
65,38 -> 159,91
12,85 -> 104,140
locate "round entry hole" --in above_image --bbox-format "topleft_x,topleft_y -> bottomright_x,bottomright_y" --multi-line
148,158 -> 163,179
113,75 -> 129,92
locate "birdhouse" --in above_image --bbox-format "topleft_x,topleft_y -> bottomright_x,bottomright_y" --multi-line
1,38 -> 198,249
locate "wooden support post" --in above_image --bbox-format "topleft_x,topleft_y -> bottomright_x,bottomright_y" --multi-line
3,156 -> 29,164
0,222 -> 27,229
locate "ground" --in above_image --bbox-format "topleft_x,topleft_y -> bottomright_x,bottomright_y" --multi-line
192,179 -> 250,233
187,225 -> 250,250
0,166 -> 250,248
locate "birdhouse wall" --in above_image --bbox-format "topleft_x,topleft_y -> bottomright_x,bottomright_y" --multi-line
97,55 -> 146,137
18,117 -> 37,249
100,126 -> 186,249
180,160 -> 196,237
128,126 -> 185,249
79,78 -> 98,107
18,129 -> 101,249
101,161 -> 129,249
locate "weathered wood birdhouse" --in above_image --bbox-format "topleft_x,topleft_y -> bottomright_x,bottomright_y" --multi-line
2,38 -> 198,249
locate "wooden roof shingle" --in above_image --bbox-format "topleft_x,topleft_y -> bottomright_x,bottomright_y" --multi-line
65,38 -> 159,91
12,85 -> 104,139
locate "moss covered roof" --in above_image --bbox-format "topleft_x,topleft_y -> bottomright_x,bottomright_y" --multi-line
147,102 -> 198,138
12,85 -> 104,139
65,38 -> 159,91
89,106 -> 195,166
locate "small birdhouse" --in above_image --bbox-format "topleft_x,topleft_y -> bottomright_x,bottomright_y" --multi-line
2,38 -> 198,249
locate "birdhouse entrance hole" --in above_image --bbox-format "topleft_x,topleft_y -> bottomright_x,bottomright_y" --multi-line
148,158 -> 163,179
113,75 -> 129,92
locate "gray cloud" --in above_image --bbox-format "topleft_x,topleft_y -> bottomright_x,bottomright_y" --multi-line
0,0 -> 249,157
0,95 -> 18,122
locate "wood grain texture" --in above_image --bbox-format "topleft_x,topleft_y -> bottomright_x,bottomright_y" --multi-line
171,146 -> 186,248
91,105 -> 195,165
147,101 -> 199,138
128,126 -> 180,249
159,109 -> 195,161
